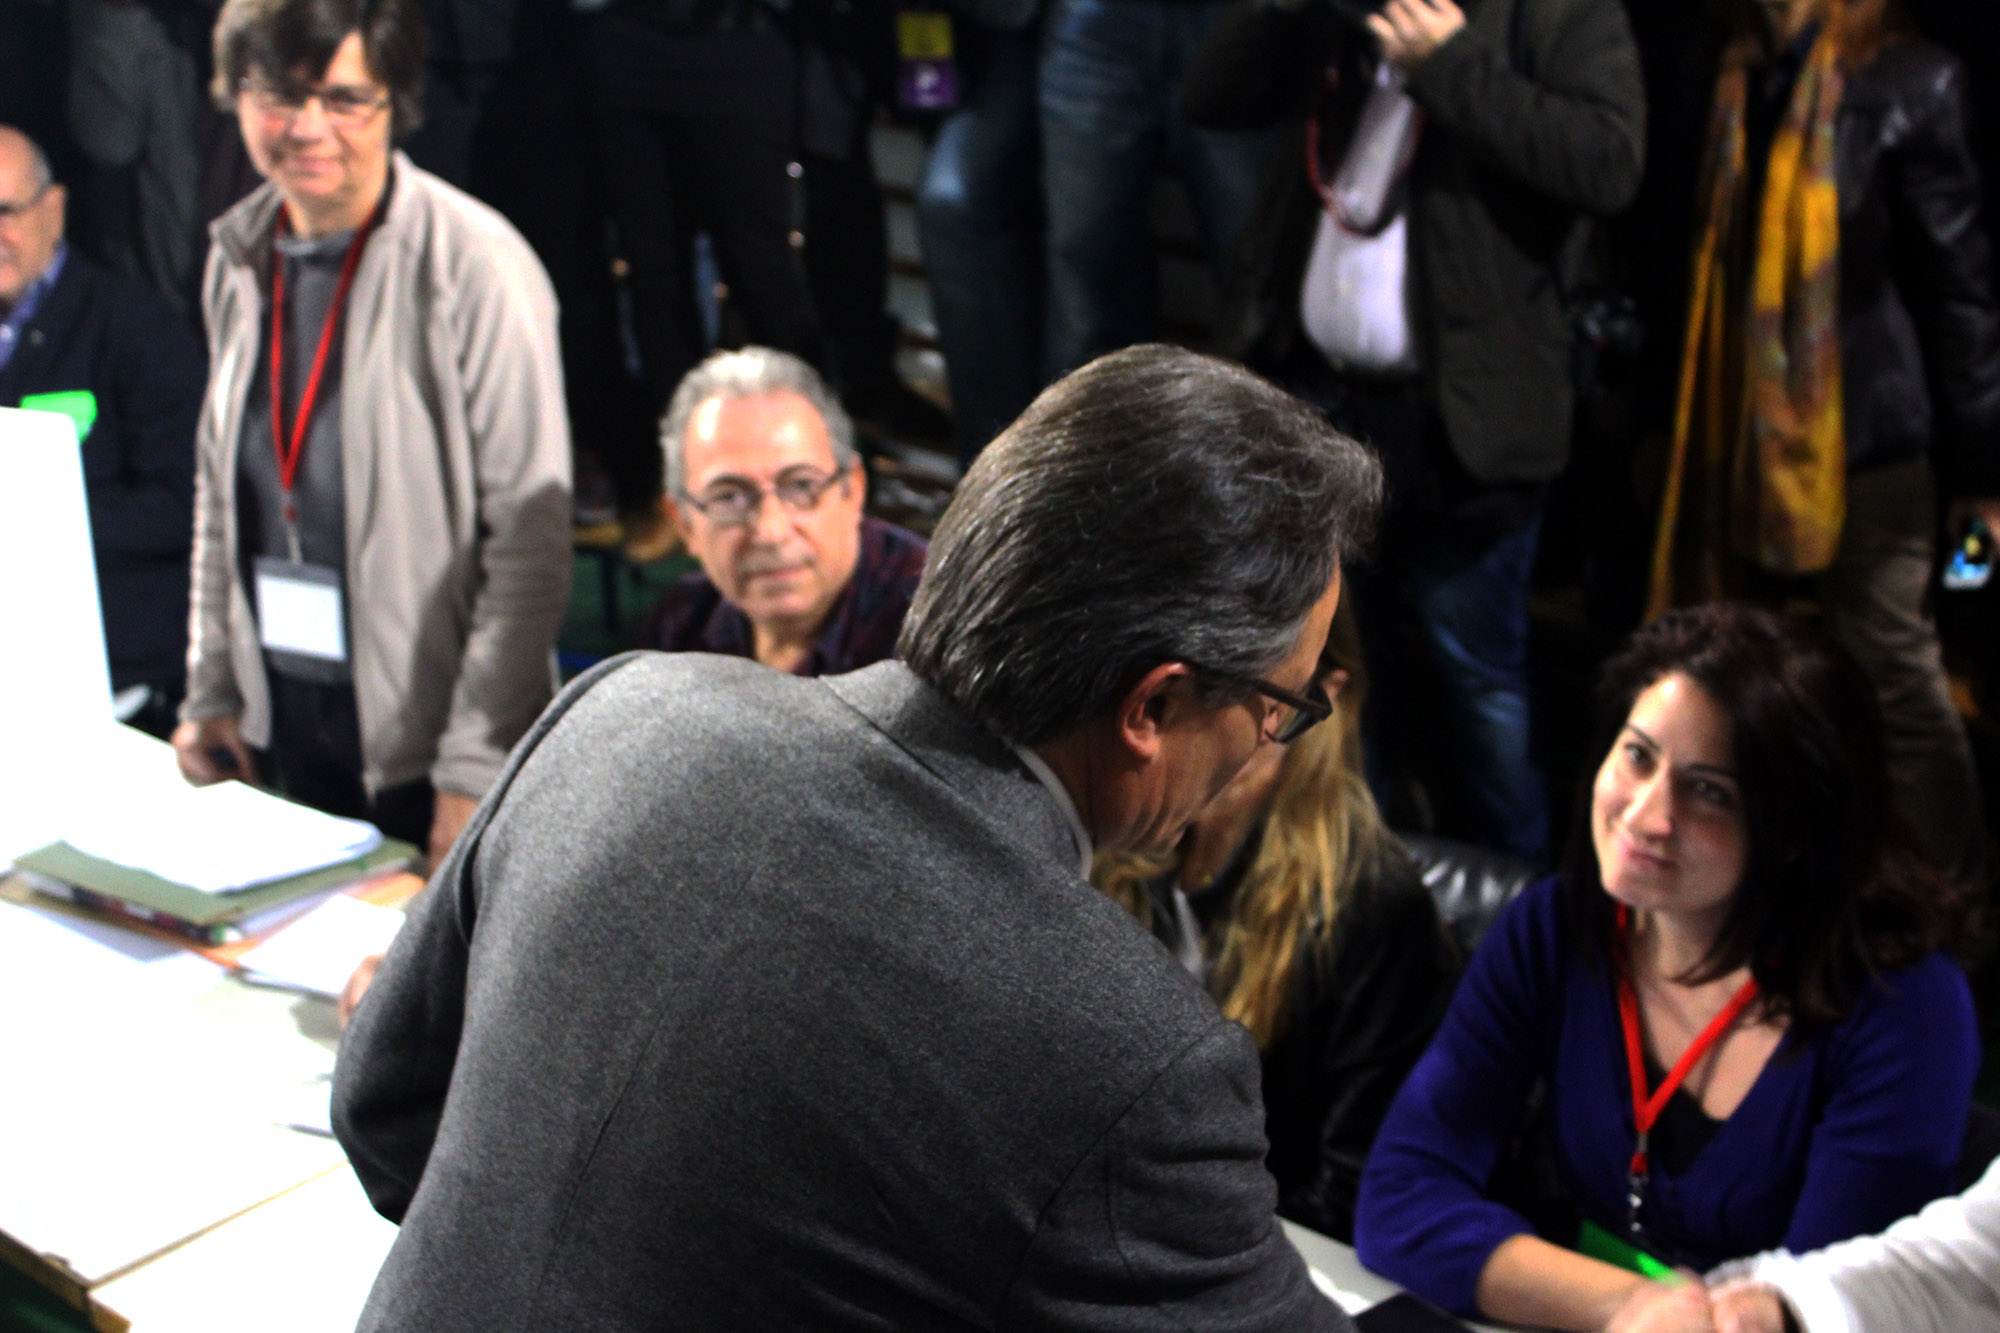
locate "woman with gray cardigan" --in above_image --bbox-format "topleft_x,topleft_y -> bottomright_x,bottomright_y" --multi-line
172,0 -> 571,865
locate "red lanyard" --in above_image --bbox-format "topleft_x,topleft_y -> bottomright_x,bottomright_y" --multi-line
269,205 -> 379,556
1615,908 -> 1759,1235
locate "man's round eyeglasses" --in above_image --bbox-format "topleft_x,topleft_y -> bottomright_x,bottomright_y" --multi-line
1188,663 -> 1346,745
240,79 -> 390,127
0,182 -> 50,224
680,463 -> 851,528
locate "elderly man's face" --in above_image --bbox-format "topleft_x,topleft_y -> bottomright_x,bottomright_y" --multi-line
0,131 -> 65,311
673,391 -> 866,648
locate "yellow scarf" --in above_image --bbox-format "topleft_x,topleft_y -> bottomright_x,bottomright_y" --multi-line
1649,20 -> 1846,616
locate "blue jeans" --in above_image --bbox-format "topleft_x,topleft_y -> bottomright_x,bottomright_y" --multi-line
1314,376 -> 1551,866
1038,0 -> 1283,376
1396,514 -> 1550,866
917,29 -> 1046,467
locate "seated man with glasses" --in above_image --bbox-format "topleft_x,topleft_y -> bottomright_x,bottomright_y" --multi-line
636,346 -> 927,676
0,124 -> 206,738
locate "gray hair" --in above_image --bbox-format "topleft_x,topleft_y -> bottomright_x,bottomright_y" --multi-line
660,347 -> 856,497
899,344 -> 1383,747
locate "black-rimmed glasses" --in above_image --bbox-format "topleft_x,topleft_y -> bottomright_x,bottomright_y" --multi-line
240,79 -> 390,126
1188,663 -> 1344,745
679,462 -> 851,528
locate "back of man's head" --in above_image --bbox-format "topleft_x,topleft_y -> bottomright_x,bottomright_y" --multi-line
899,344 -> 1381,747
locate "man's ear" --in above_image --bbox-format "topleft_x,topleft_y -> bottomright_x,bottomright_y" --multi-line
850,457 -> 868,510
1112,662 -> 1196,763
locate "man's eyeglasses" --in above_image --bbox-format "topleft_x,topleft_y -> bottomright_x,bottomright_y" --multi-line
679,463 -> 851,528
241,79 -> 390,127
0,183 -> 50,224
1188,662 -> 1346,745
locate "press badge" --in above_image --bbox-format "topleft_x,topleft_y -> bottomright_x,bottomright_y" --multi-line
254,557 -> 349,664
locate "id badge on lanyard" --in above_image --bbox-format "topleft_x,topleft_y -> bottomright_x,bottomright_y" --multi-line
256,203 -> 377,673
254,555 -> 349,665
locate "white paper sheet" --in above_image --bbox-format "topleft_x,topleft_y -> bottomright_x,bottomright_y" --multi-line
233,893 -> 405,999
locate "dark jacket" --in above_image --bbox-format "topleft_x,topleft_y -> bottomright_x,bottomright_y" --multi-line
1832,39 -> 2000,493
334,654 -> 1349,1332
636,514 -> 927,675
1186,0 -> 1645,484
0,250 -> 204,689
1141,840 -> 1462,1242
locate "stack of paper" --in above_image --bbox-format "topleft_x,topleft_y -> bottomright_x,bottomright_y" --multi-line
59,781 -> 381,894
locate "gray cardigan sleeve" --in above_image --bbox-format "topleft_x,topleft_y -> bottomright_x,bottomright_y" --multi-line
1001,1022 -> 1355,1331
428,220 -> 573,799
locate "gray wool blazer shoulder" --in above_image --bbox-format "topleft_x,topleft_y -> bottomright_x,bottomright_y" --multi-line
333,653 -> 1348,1332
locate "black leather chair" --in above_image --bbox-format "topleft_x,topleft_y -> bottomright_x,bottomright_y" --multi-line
1401,834 -> 1539,957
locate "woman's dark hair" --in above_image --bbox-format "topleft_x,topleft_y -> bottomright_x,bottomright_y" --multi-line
899,344 -> 1382,746
212,0 -> 428,135
1562,602 -> 1963,1038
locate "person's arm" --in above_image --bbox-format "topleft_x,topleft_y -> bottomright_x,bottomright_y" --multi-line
1001,1021 -> 1354,1331
427,223 -> 573,807
1181,0 -> 1337,132
87,284 -> 204,560
329,799 -> 480,1222
179,250 -> 245,734
1883,53 -> 2000,501
1779,956 -> 1979,1255
1475,1233 -> 1664,1330
1356,879 -> 1594,1319
1277,868 -> 1462,1240
332,655 -> 636,1220
65,0 -> 165,171
1396,0 -> 1646,215
1709,1156 -> 2000,1333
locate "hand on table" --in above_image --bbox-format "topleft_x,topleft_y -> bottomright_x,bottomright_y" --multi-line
1367,0 -> 1466,74
1605,1278 -> 1716,1333
1707,1282 -> 1792,1333
428,789 -> 479,869
337,953 -> 383,1028
171,714 -> 257,786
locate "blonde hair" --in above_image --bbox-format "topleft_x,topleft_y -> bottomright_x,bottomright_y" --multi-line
1094,610 -> 1397,1048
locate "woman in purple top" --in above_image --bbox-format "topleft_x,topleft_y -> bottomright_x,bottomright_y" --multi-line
1356,602 -> 1976,1331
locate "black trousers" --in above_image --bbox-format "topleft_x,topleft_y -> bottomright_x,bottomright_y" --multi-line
586,17 -> 824,418
263,673 -> 435,849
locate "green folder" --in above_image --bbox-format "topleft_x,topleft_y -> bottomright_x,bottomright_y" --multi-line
12,838 -> 416,930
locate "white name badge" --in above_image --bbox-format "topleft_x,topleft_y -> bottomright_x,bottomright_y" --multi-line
253,557 -> 348,663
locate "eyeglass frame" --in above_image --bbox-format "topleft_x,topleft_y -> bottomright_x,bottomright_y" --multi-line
0,181 -> 52,225
1184,661 -> 1342,745
238,77 -> 391,126
676,459 -> 855,528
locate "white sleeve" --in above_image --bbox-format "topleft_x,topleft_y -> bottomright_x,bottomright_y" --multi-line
1710,1158 -> 2000,1333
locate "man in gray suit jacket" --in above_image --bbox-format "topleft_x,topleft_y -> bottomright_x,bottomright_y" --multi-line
333,344 -> 1383,1329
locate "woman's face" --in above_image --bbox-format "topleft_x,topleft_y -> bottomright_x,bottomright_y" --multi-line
237,31 -> 391,226
1591,672 -> 1749,935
